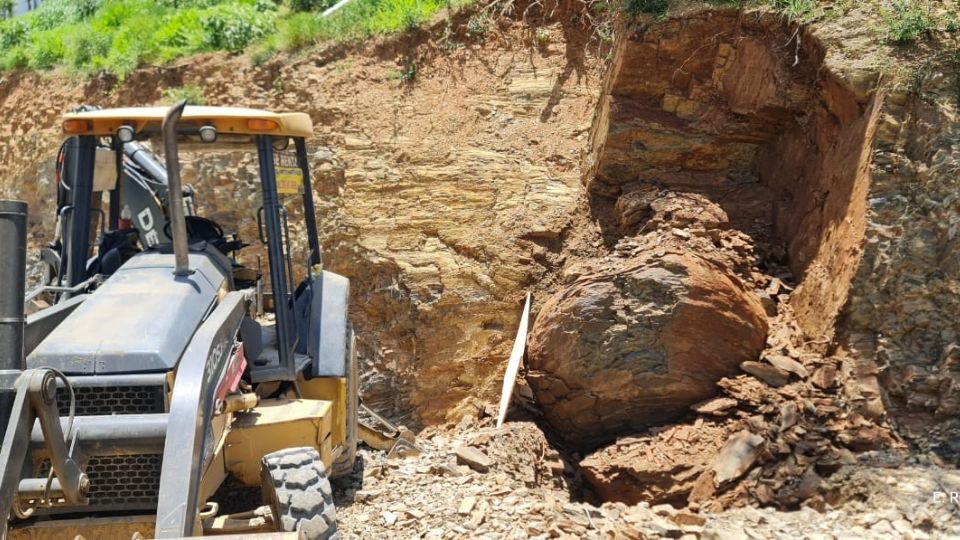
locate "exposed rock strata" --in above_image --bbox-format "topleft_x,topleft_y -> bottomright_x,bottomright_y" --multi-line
528,240 -> 768,449
0,17 -> 606,426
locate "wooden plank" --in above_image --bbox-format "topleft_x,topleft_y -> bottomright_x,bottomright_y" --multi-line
496,293 -> 531,429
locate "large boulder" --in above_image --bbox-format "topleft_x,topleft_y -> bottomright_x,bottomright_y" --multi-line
527,245 -> 768,450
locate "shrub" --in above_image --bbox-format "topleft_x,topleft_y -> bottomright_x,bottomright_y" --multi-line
535,27 -> 550,45
288,0 -> 334,12
881,0 -> 937,45
63,27 -> 111,71
276,11 -> 322,49
369,0 -> 432,34
399,55 -> 416,82
466,12 -> 489,37
768,0 -> 818,21
0,46 -> 28,70
26,30 -> 67,69
199,4 -> 274,53
0,18 -> 27,49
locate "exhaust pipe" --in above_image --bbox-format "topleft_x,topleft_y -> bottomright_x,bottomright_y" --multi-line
0,200 -> 27,371
0,199 -> 27,444
161,100 -> 191,276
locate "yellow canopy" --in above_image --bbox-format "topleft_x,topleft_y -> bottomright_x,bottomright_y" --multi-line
61,106 -> 313,138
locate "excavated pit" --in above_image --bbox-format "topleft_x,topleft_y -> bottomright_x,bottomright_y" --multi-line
525,10 -> 886,508
585,10 -> 880,340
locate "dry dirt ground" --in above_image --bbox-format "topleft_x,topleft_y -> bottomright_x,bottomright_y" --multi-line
332,417 -> 960,539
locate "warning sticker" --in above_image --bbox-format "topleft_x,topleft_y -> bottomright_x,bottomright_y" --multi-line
277,167 -> 303,195
274,151 -> 303,194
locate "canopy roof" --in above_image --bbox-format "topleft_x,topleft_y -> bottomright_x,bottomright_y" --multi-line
61,106 -> 313,138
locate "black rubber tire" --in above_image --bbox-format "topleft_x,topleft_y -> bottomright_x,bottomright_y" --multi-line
261,447 -> 340,540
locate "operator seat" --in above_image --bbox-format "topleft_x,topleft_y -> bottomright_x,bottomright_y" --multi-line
163,216 -> 246,255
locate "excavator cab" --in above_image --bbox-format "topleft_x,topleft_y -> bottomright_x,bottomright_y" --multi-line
0,103 -> 359,540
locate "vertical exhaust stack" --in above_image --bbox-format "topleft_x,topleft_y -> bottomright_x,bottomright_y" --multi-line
0,199 -> 27,443
161,100 -> 191,276
0,200 -> 27,371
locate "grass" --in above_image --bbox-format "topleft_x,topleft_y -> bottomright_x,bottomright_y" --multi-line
0,0 -> 473,79
259,0 -> 475,56
2,0 -> 949,79
880,0 -> 939,45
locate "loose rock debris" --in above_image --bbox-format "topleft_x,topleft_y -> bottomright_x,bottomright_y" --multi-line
334,419 -> 960,539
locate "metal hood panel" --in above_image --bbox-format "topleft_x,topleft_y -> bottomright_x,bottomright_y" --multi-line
27,252 -> 227,374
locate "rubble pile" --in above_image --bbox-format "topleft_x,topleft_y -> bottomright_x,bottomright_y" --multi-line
529,186 -> 904,513
333,417 -> 960,539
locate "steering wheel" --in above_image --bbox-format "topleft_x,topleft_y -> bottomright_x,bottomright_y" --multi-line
162,216 -> 225,243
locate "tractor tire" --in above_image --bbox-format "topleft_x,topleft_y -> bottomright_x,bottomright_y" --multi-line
261,447 -> 340,540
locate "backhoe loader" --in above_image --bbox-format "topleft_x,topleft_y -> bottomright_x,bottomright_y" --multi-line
0,102 -> 398,539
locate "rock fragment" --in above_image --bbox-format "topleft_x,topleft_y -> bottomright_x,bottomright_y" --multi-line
713,430 -> 765,486
765,354 -> 809,378
741,361 -> 790,387
458,496 -> 478,515
811,364 -> 838,390
454,446 -> 493,473
779,402 -> 798,432
691,397 -> 739,416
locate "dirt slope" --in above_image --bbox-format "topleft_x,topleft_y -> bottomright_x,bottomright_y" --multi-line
0,9 -> 607,426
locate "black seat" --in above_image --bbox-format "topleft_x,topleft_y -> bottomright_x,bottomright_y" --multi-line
163,216 -> 245,255
88,229 -> 141,277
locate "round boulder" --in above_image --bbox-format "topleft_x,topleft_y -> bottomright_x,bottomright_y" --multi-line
527,249 -> 768,450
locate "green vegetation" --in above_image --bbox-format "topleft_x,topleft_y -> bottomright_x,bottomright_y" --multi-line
621,0 -> 838,22
465,11 -> 490,38
535,27 -> 550,45
2,0 -> 950,79
880,0 -> 938,44
0,0 -> 14,19
254,0 -> 474,61
0,0 -> 471,79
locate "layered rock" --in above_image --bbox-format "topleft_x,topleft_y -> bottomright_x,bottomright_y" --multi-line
0,17 -> 607,426
528,189 -> 769,449
583,10 -> 879,344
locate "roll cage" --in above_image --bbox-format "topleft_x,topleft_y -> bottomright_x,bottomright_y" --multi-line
56,105 -> 323,382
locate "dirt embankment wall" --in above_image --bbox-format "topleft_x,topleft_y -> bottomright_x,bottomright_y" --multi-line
584,11 -> 881,344
0,10 -> 607,427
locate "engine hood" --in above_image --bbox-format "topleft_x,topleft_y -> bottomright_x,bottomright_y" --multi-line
27,252 -> 228,374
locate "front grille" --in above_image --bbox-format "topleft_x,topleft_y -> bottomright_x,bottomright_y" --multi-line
36,454 -> 162,512
86,454 -> 162,507
56,385 -> 166,416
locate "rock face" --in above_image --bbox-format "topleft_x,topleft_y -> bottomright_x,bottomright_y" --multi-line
584,10 -> 879,345
0,18 -> 606,427
527,243 -> 768,449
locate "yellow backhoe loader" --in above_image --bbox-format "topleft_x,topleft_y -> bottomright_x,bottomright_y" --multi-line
0,102 -> 409,540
